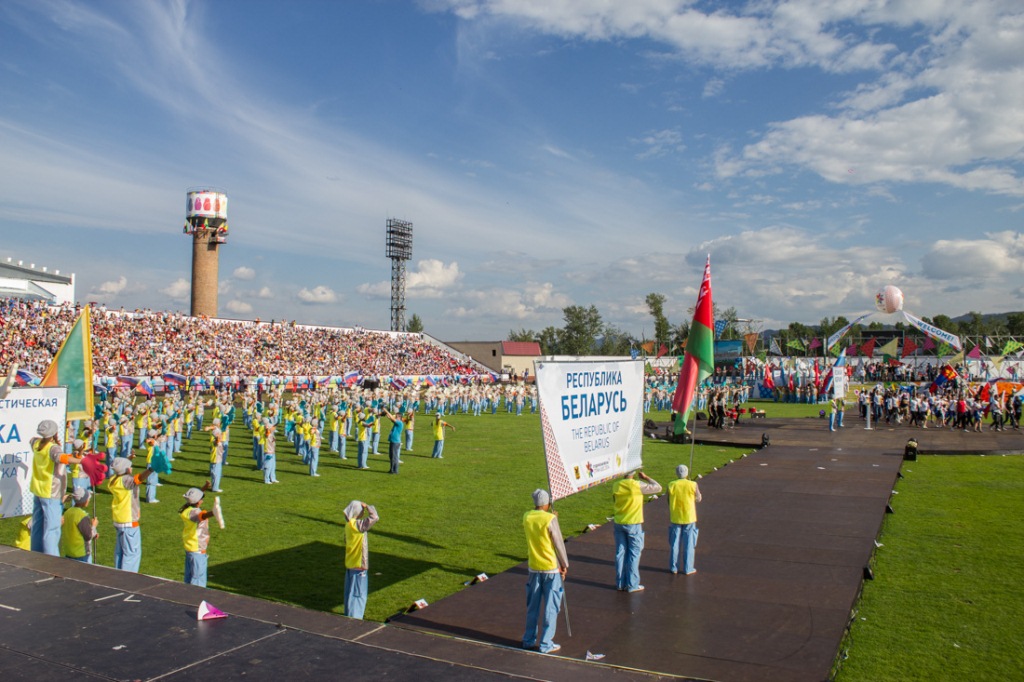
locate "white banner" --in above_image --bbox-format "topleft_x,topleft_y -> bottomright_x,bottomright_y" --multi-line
0,387 -> 67,519
535,360 -> 644,502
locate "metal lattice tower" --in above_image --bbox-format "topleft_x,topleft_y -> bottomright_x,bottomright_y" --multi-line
385,218 -> 413,331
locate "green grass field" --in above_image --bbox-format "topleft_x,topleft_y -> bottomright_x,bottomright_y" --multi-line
835,454 -> 1024,681
5,397 -> 1021,680
0,405 -> 750,621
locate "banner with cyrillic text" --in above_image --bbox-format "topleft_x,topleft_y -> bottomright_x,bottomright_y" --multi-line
0,387 -> 67,519
535,360 -> 644,502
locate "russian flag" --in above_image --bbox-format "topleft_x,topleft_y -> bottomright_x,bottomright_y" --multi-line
424,376 -> 436,387
163,372 -> 187,386
137,380 -> 154,397
15,369 -> 41,386
391,377 -> 408,390
115,375 -> 139,388
343,370 -> 360,387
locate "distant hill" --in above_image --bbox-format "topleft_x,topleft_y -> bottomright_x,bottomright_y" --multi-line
950,311 -> 1022,324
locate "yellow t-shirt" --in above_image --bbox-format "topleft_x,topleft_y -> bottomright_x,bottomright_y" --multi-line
668,479 -> 698,525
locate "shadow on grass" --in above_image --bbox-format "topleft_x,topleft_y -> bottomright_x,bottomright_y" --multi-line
213,541 -> 450,612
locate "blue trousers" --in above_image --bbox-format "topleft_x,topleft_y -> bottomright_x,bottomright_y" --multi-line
184,551 -> 208,587
115,526 -> 142,572
344,568 -> 368,619
371,432 -> 381,454
432,440 -> 444,458
264,454 -> 277,483
210,461 -> 223,491
309,447 -> 319,475
146,472 -> 159,503
356,441 -> 368,468
405,430 -> 414,451
614,523 -> 644,591
668,523 -> 698,574
523,572 -> 563,652
30,496 -> 63,556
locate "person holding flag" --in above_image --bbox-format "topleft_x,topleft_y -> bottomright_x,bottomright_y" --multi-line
667,465 -> 702,575
522,489 -> 569,654
30,419 -> 84,556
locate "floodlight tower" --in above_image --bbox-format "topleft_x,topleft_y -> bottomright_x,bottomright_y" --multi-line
183,188 -> 229,317
385,218 -> 413,332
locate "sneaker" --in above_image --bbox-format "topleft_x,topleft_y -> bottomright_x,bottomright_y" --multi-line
212,489 -> 223,493
628,585 -> 645,593
311,473 -> 320,477
358,466 -> 370,470
149,499 -> 160,504
685,570 -> 697,575
541,644 -> 561,654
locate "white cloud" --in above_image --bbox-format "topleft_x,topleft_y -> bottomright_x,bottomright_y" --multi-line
225,299 -> 253,314
633,129 -> 684,160
358,259 -> 462,299
922,231 -> 1024,280
297,285 -> 338,304
160,278 -> 190,302
91,275 -> 128,299
448,281 -> 570,320
258,286 -> 273,299
233,266 -> 256,280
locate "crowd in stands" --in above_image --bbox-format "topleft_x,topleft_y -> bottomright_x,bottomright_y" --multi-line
0,298 -> 477,378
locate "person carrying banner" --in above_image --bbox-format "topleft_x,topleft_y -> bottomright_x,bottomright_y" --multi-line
30,419 -> 83,556
342,500 -> 379,619
522,489 -> 569,654
667,465 -> 702,575
61,487 -> 98,563
107,456 -> 154,572
612,470 -> 661,592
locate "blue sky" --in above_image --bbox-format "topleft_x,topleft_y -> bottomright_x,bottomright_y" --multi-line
1,0 -> 1021,339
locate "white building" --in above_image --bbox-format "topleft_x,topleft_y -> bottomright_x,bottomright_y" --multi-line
0,258 -> 75,304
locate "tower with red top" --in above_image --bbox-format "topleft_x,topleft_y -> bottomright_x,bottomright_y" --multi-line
184,188 -> 228,317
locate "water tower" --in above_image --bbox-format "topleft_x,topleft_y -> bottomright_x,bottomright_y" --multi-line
183,188 -> 228,317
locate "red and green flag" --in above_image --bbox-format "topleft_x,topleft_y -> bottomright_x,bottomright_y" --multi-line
672,255 -> 714,428
41,307 -> 94,420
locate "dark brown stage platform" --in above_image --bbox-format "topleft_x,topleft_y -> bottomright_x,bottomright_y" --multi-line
3,418 -> 1018,681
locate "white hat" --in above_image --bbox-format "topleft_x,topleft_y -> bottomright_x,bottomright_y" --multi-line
37,419 -> 59,438
183,488 -> 205,504
111,457 -> 132,475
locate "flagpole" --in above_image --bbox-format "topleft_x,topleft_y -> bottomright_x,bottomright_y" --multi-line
688,398 -> 698,473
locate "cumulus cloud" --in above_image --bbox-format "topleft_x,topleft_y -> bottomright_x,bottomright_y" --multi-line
358,259 -> 462,299
159,278 -> 190,301
233,266 -> 256,280
921,231 -> 1024,280
297,285 -> 338,304
448,281 -> 570,319
91,275 -> 128,299
257,286 -> 273,299
225,299 -> 253,314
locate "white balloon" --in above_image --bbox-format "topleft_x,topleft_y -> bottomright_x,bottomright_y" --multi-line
874,285 -> 904,314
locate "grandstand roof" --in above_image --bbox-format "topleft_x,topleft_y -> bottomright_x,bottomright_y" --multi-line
501,341 -> 542,356
0,261 -> 72,285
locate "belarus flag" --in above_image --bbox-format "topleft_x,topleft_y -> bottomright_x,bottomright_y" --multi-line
672,255 -> 715,430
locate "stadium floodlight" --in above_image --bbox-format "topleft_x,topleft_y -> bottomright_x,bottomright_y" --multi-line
386,219 -> 413,332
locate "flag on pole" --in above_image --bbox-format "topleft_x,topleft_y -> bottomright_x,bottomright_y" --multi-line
672,256 -> 714,429
655,343 -> 668,359
966,345 -> 982,360
41,307 -> 95,420
640,341 -> 655,354
15,369 -> 41,386
860,338 -> 876,358
769,338 -> 782,356
901,337 -> 918,358
1002,340 -> 1023,356
744,333 -> 758,354
809,337 -> 822,350
787,338 -> 805,352
713,319 -> 727,339
162,371 -> 187,387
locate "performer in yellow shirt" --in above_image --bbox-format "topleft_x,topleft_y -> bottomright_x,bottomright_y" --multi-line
667,465 -> 702,575
522,489 -> 569,654
612,469 -> 661,592
343,500 -> 379,619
